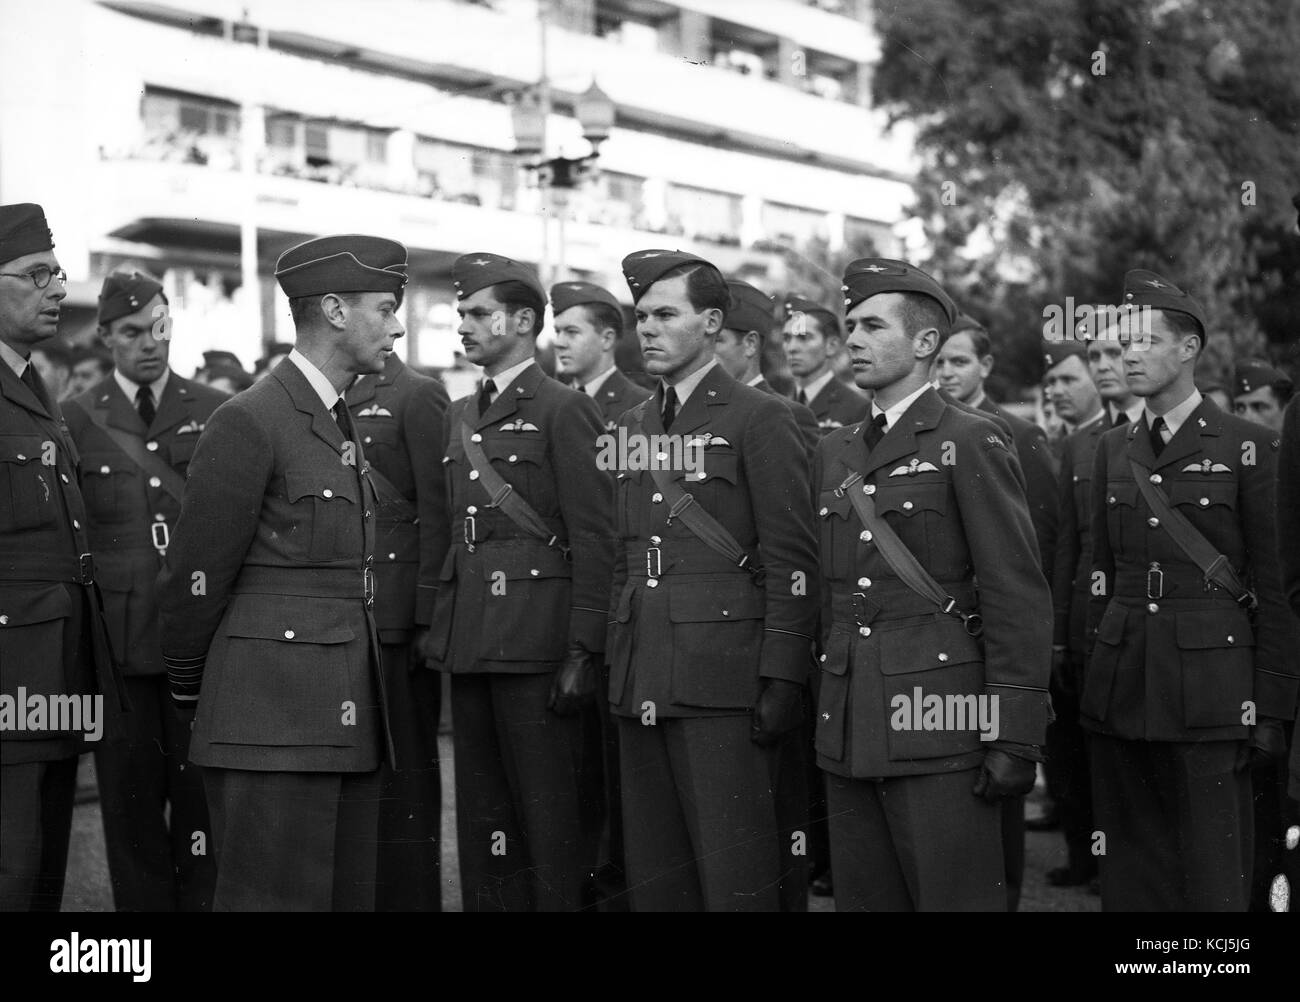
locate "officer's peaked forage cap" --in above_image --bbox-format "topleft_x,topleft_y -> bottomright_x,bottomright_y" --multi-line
274,234 -> 408,299
98,270 -> 165,325
724,279 -> 776,334
1042,340 -> 1087,373
452,252 -> 545,303
841,258 -> 957,325
1120,269 -> 1206,335
783,294 -> 835,318
1234,359 -> 1290,396
550,280 -> 621,316
621,249 -> 716,304
0,202 -> 55,266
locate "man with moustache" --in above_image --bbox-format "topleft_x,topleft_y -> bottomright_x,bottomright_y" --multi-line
609,250 -> 818,911
427,253 -> 614,912
0,203 -> 118,911
549,278 -> 649,907
62,270 -> 225,911
157,234 -> 406,911
782,294 -> 870,434
1084,270 -> 1294,910
1046,326 -> 1144,888
812,258 -> 1051,911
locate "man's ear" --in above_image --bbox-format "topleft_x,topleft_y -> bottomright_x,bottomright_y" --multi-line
913,327 -> 939,360
513,307 -> 537,338
600,327 -> 617,353
702,307 -> 725,336
319,293 -> 348,330
979,354 -> 994,380
96,324 -> 111,348
744,330 -> 761,361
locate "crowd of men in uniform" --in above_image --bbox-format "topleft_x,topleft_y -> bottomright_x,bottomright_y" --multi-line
2,199 -> 1297,913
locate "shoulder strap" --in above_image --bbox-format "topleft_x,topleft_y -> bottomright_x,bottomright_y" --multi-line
459,418 -> 567,557
84,404 -> 187,503
1127,458 -> 1256,609
835,471 -> 983,636
364,462 -> 417,520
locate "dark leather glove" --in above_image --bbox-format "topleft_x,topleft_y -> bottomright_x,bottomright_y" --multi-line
547,644 -> 597,717
972,748 -> 1037,803
751,679 -> 804,747
1234,717 -> 1288,772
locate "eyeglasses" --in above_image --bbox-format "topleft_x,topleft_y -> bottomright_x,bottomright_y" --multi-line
0,266 -> 68,289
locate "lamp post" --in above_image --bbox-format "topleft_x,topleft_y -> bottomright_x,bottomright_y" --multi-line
509,79 -> 616,284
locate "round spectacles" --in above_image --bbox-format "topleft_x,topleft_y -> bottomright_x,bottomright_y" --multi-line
0,265 -> 68,289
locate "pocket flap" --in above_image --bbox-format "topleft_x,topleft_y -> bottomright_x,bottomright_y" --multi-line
1104,480 -> 1139,509
817,487 -> 852,520
482,543 -> 572,581
0,434 -> 49,465
877,617 -> 981,675
1175,609 -> 1253,650
684,450 -> 738,486
668,579 -> 764,623
223,602 -> 355,644
1095,601 -> 1127,645
876,481 -> 947,517
491,438 -> 547,467
285,469 -> 359,505
0,584 -> 72,626
1168,480 -> 1236,511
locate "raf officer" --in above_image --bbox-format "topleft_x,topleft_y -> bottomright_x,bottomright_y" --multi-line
782,294 -> 870,434
1084,270 -> 1295,910
0,203 -> 118,911
1232,360 -> 1292,433
813,259 -> 1051,911
428,253 -> 615,912
608,250 -> 819,911
347,350 -> 450,911
158,234 -> 406,911
62,270 -> 225,911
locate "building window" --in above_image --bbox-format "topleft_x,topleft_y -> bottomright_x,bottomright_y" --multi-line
415,137 -> 518,209
138,86 -> 239,167
666,183 -> 743,245
763,201 -> 830,246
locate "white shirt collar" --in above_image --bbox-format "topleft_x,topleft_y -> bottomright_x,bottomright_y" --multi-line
746,373 -> 764,387
0,340 -> 28,377
665,357 -> 717,406
872,381 -> 932,431
799,368 -> 835,403
1146,389 -> 1203,439
288,348 -> 340,411
582,365 -> 618,397
1076,408 -> 1106,431
1110,400 -> 1143,426
485,356 -> 534,399
114,366 -> 169,406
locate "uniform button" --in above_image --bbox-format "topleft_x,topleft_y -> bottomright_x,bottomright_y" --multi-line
819,654 -> 827,663
469,470 -> 479,480
652,492 -> 663,504
471,434 -> 483,443
284,629 -> 295,639
857,577 -> 871,588
1147,602 -> 1159,614
0,615 -> 8,626
721,610 -> 729,617
364,436 -> 372,445
818,506 -> 828,516
1199,497 -> 1209,507
859,626 -> 871,637
1108,495 -> 1116,505
323,488 -> 334,498
821,711 -> 830,720
509,454 -> 518,463
99,465 -> 110,474
1147,517 -> 1159,528
647,579 -> 659,588
530,569 -> 540,577
859,530 -> 872,543
154,513 -> 165,522
656,452 -> 668,462
863,484 -> 876,496
467,506 -> 478,515
73,520 -> 80,530
146,441 -> 158,451
1149,474 -> 1162,485
938,653 -> 949,663
696,472 -> 707,480
902,500 -> 914,511
388,552 -> 397,560
364,510 -> 372,519
650,535 -> 661,545
1226,635 -> 1235,645
15,453 -> 25,461
149,476 -> 162,488
60,474 -> 69,484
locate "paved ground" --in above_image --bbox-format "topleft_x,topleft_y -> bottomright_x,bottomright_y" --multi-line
62,753 -> 1097,913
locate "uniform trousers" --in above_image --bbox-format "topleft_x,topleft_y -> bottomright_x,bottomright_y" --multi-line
202,766 -> 381,911
1090,735 -> 1251,911
1045,655 -> 1094,875
825,768 -> 1005,912
618,714 -> 780,912
374,641 -> 442,911
94,673 -> 214,911
0,756 -> 79,911
450,672 -> 591,912
768,715 -> 811,912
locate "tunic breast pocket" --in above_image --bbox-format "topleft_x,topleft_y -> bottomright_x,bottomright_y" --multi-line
80,456 -> 134,524
1103,480 -> 1141,553
358,418 -> 401,468
168,434 -> 199,469
489,437 -> 552,510
1168,479 -> 1236,520
816,487 -> 855,580
0,434 -> 59,533
874,479 -> 947,559
284,468 -> 362,562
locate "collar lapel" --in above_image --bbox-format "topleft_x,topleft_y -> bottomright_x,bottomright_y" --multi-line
146,376 -> 189,436
1153,401 -> 1214,471
668,366 -> 728,437
275,358 -> 344,452
0,362 -> 53,420
862,387 -> 943,478
1125,417 -> 1156,469
102,376 -> 147,434
475,362 -> 541,430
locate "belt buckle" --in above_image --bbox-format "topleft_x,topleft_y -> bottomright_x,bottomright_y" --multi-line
464,515 -> 476,553
78,552 -> 95,586
364,567 -> 376,607
1146,563 -> 1164,600
646,546 -> 662,580
150,520 -> 170,554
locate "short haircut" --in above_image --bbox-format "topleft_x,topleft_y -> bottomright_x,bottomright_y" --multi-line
72,345 -> 114,373
1161,310 -> 1205,354
803,309 -> 843,343
492,280 -> 546,338
950,317 -> 992,358
581,301 -> 624,339
656,262 -> 729,314
287,292 -> 367,329
897,292 -> 951,356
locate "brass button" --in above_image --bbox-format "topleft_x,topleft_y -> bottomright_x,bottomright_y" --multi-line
15,453 -> 25,461
284,629 -> 295,639
656,452 -> 669,462
388,552 -> 397,560
652,492 -> 663,504
650,535 -> 662,545
323,488 -> 334,498
821,711 -> 830,720
1149,474 -> 1162,485
1199,497 -> 1209,507
859,626 -> 871,637
721,610 -> 729,617
1147,602 -> 1159,614
364,436 -> 372,445
1226,635 -> 1234,645
859,530 -> 872,543
863,484 -> 876,496
819,654 -> 827,663
471,433 -> 483,443
647,579 -> 659,588
902,500 -> 914,511
73,520 -> 80,530
509,454 -> 518,463
146,441 -> 158,451
60,474 -> 68,483
0,615 -> 8,626
818,507 -> 828,516
1147,517 -> 1159,528
938,653 -> 949,663
1108,495 -> 1116,505
528,569 -> 538,577
365,510 -> 372,519
469,470 -> 479,480
99,465 -> 110,474
467,506 -> 478,515
149,476 -> 162,488
696,472 -> 707,480
857,577 -> 871,588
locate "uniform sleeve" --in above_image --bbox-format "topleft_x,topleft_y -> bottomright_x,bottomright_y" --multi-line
1278,399 -> 1300,621
745,394 -> 819,685
951,424 -> 1052,746
1085,435 -> 1116,659
1239,426 -> 1298,720
1021,423 -> 1059,581
156,401 -> 272,705
1051,435 -> 1081,648
553,391 -> 616,653
405,378 -> 451,627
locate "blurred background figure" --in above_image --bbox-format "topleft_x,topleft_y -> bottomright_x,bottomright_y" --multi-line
1200,380 -> 1233,413
252,342 -> 293,381
204,362 -> 253,396
67,345 -> 114,397
1231,359 -> 1292,433
31,341 -> 72,401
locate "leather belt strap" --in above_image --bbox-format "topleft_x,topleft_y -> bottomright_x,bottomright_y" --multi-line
460,420 -> 568,559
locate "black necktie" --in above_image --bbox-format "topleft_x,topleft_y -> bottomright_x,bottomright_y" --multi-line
136,385 -> 156,426
332,398 -> 355,441
577,383 -> 587,395
796,388 -> 808,406
1112,409 -> 1129,428
662,385 -> 678,431
1149,415 -> 1166,457
20,363 -> 50,411
864,411 -> 888,451
477,378 -> 496,418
